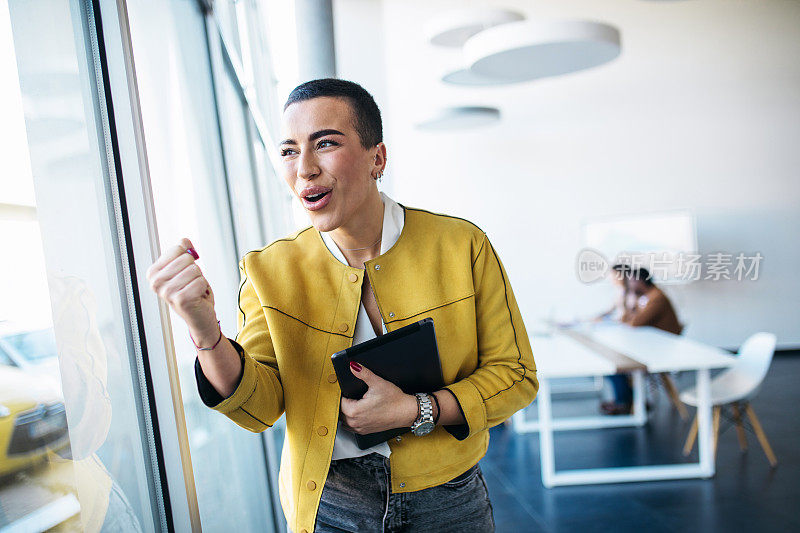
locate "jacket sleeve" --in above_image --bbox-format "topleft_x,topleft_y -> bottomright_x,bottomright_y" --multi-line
443,234 -> 538,440
194,255 -> 284,432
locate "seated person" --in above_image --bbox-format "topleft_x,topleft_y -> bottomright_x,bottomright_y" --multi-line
621,267 -> 682,335
594,264 -> 635,322
602,267 -> 683,415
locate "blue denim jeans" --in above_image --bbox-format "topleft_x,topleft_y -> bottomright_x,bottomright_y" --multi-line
606,373 -> 633,405
311,452 -> 495,532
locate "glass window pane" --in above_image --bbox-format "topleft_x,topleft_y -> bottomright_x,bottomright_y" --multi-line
5,0 -> 161,530
215,0 -> 242,63
250,118 -> 292,243
242,0 -> 281,136
123,1 -> 278,531
216,49 -> 266,255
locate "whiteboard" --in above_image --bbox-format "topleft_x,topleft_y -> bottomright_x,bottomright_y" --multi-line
582,210 -> 698,284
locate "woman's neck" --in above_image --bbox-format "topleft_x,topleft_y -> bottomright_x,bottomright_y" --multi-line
329,189 -> 384,267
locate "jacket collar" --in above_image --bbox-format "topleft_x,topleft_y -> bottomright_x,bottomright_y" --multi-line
317,192 -> 406,267
255,204 -> 476,336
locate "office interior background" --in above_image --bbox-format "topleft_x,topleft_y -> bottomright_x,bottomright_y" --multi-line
0,0 -> 798,531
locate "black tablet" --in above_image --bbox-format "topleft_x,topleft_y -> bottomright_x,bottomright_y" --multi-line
331,317 -> 443,449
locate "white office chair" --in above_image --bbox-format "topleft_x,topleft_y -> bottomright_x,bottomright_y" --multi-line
681,332 -> 778,467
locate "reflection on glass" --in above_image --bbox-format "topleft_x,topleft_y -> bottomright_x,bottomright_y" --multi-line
4,0 -> 159,530
2,329 -> 59,363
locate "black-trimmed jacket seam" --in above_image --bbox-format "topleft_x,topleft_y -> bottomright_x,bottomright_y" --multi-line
236,371 -> 274,429
471,235 -> 487,269
261,305 -> 353,338
384,293 -> 475,325
480,242 -> 526,401
400,205 -> 486,234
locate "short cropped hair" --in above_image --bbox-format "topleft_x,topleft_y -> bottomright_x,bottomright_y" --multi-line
284,78 -> 382,149
630,267 -> 654,286
611,263 -> 632,281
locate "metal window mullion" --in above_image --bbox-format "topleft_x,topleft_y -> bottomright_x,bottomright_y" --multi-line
80,0 -> 169,530
98,0 -> 203,530
210,15 -> 247,95
234,0 -> 255,92
209,13 -> 282,172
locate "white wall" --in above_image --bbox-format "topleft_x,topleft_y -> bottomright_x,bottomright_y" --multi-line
333,0 -> 388,131
334,0 -> 800,349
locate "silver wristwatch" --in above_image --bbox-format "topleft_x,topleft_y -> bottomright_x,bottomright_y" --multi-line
411,393 -> 435,436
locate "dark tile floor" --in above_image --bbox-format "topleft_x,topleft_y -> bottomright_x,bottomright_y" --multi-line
479,353 -> 800,533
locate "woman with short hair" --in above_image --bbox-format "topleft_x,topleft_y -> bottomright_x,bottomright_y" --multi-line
148,78 -> 538,533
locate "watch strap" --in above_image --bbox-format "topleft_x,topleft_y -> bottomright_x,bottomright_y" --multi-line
412,393 -> 434,433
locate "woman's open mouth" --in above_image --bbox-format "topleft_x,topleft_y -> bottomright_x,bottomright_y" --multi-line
301,188 -> 332,211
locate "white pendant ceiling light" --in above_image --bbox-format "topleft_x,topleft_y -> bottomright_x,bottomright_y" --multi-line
417,8 -> 621,130
425,8 -> 525,48
463,19 -> 621,83
440,67 -> 513,86
438,56 -> 516,86
414,106 -> 501,131
416,8 -> 520,129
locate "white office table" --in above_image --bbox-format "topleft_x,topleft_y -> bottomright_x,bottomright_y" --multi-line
513,333 -> 649,432
530,323 -> 736,487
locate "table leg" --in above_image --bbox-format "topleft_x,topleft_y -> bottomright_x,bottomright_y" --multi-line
537,368 -> 720,487
537,378 -> 555,488
696,368 -> 715,478
632,370 -> 646,426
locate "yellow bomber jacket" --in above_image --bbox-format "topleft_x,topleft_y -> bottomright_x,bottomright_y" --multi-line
194,205 -> 538,533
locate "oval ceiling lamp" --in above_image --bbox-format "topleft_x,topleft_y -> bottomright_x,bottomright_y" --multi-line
425,8 -> 525,48
414,106 -> 501,131
441,67 -> 517,86
463,19 -> 621,82
439,55 -> 526,87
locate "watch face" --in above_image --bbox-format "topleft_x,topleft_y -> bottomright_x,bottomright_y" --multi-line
413,421 -> 435,436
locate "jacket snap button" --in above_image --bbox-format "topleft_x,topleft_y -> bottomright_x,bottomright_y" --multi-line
317,426 -> 328,436
389,312 -> 395,318
338,323 -> 349,332
327,373 -> 337,383
348,273 -> 358,283
307,480 -> 316,491
400,482 -> 405,488
374,264 -> 381,270
395,436 -> 402,442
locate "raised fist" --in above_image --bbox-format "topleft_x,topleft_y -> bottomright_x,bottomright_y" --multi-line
146,238 -> 218,343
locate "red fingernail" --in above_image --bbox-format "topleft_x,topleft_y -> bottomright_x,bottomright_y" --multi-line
349,361 -> 362,372
187,247 -> 199,260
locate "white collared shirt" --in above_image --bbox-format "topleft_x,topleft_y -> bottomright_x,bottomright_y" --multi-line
320,191 -> 405,460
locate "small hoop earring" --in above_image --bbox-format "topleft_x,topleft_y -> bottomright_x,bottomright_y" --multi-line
374,171 -> 383,183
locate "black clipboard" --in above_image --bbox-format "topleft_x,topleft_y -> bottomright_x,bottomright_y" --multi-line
331,317 -> 443,449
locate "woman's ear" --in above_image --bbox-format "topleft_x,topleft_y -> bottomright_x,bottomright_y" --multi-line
373,142 -> 387,173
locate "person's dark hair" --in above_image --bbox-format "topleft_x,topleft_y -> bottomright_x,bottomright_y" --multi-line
284,78 -> 382,149
629,267 -> 654,286
610,263 -> 632,281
